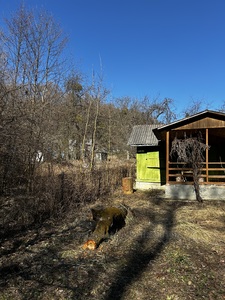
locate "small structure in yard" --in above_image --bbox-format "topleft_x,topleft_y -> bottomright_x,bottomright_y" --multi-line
95,150 -> 108,162
128,124 -> 166,190
128,110 -> 225,200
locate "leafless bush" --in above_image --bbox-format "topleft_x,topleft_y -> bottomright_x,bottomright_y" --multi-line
170,133 -> 209,202
0,162 -> 135,235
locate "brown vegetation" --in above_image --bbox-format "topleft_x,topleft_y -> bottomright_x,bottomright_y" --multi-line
0,162 -> 135,235
0,188 -> 225,299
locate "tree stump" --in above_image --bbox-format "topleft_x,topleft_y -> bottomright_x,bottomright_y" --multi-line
83,206 -> 127,250
122,177 -> 133,194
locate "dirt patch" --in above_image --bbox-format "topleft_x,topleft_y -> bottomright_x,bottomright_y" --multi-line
0,190 -> 225,299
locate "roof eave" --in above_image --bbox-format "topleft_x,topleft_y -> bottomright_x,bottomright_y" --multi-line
155,109 -> 225,132
128,143 -> 159,147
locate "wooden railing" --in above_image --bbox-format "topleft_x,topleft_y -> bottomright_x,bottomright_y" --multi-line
168,162 -> 225,184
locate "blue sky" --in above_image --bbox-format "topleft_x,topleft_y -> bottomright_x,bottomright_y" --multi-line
0,0 -> 225,115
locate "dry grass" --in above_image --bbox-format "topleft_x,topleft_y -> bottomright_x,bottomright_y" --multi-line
174,204 -> 225,251
0,189 -> 225,299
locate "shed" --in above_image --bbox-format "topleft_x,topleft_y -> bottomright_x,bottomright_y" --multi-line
129,110 -> 225,200
128,124 -> 166,189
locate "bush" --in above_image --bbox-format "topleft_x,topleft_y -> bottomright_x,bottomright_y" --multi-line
0,161 -> 135,235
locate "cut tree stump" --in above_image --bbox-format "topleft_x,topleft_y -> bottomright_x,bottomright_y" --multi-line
122,177 -> 133,194
83,205 -> 128,250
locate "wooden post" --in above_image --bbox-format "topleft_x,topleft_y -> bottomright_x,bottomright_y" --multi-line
206,128 -> 209,183
166,131 -> 170,184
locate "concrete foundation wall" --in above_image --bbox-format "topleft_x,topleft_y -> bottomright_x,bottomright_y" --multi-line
165,184 -> 225,200
135,180 -> 225,200
135,181 -> 164,191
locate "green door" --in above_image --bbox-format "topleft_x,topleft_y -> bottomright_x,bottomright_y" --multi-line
137,151 -> 161,182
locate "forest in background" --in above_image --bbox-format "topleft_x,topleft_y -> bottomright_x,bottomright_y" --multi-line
0,6 -> 224,208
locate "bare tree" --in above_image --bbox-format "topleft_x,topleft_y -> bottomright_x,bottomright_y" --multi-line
81,94 -> 92,163
139,96 -> 176,124
182,100 -> 204,118
170,133 -> 209,202
0,5 -> 69,192
89,71 -> 109,170
2,5 -> 68,93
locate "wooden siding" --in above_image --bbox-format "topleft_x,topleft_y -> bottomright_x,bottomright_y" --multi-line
172,117 -> 225,130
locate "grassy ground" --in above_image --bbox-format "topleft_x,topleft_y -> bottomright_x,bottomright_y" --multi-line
0,189 -> 225,300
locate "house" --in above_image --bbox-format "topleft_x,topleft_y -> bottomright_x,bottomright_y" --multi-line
95,150 -> 108,162
128,110 -> 225,200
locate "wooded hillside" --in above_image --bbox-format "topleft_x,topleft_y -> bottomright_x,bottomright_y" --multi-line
0,6 -> 177,196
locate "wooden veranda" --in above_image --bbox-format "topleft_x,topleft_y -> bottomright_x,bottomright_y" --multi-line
153,110 -> 225,185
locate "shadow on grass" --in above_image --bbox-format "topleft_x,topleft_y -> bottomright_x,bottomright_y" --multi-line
0,220 -> 91,297
0,196 -> 186,300
104,201 -> 185,300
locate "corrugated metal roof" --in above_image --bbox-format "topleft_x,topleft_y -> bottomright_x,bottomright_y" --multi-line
128,125 -> 159,146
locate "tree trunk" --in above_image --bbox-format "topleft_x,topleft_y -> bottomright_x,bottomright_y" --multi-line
193,168 -> 203,202
83,206 -> 127,250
